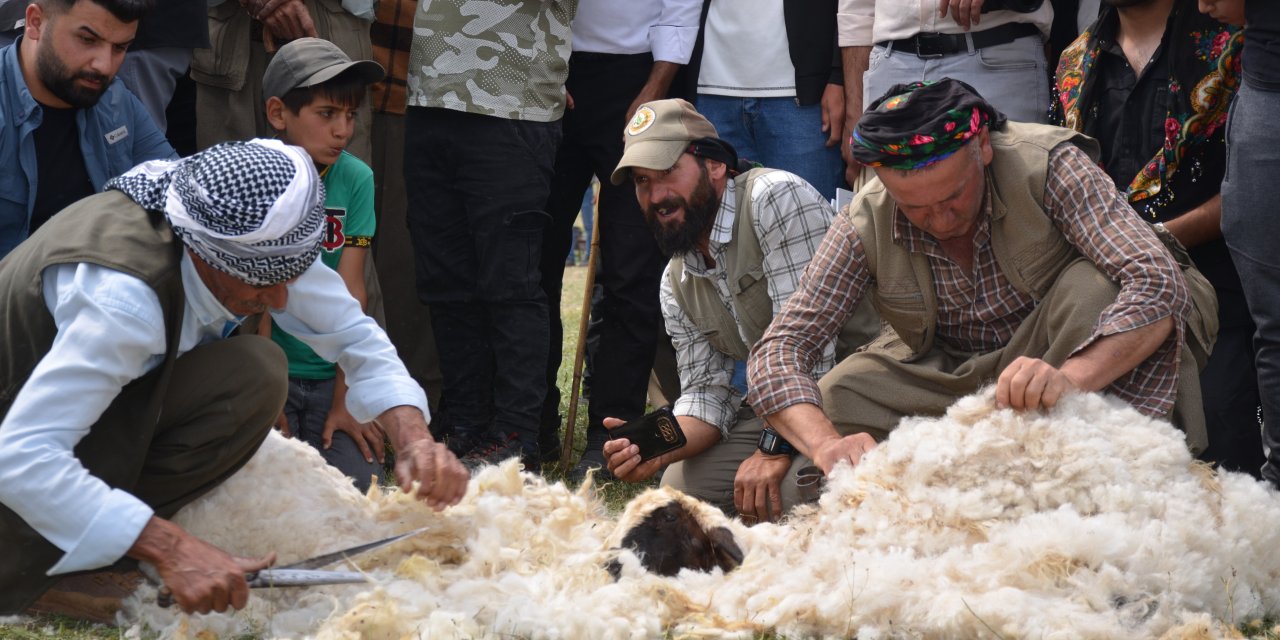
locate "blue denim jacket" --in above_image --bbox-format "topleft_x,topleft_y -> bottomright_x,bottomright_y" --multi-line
0,39 -> 176,258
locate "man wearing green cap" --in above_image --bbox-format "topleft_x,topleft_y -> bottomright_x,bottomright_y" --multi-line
602,99 -> 878,521
748,79 -> 1218,476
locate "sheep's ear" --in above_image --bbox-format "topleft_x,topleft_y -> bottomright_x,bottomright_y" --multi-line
707,526 -> 743,572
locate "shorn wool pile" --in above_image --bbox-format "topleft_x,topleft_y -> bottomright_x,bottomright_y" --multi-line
120,390 -> 1280,639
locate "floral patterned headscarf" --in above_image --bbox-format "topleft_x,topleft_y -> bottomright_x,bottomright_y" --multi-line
850,79 -> 1008,171
1053,1 -> 1241,221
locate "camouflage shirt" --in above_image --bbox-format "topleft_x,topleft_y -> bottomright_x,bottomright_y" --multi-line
407,0 -> 576,122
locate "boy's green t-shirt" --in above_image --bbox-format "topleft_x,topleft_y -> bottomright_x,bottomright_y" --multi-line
271,151 -> 376,379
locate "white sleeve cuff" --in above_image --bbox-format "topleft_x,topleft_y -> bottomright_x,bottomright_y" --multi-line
344,377 -> 431,425
47,490 -> 153,575
649,25 -> 699,64
838,10 -> 875,47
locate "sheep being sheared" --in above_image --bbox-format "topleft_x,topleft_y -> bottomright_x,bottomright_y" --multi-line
121,389 -> 1280,639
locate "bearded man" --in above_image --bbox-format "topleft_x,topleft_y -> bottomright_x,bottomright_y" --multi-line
0,0 -> 174,259
601,99 -> 879,521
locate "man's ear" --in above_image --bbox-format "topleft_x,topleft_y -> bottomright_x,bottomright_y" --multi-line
24,3 -> 45,41
264,96 -> 289,132
706,158 -> 728,181
977,126 -> 994,166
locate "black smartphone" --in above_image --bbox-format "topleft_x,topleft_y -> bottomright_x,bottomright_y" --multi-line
608,406 -> 687,463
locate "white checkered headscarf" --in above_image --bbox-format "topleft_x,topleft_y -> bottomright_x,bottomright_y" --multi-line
107,139 -> 326,286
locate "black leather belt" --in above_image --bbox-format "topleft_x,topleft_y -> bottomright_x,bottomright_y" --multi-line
876,22 -> 1040,58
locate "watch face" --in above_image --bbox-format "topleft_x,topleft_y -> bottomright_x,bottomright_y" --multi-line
759,429 -> 781,454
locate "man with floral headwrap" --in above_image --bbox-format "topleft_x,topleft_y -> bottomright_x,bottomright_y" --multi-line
0,139 -> 468,621
747,78 -> 1218,477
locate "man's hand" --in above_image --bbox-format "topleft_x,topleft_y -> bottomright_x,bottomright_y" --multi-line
821,83 -> 846,149
602,417 -> 664,482
323,405 -> 385,465
733,451 -> 791,523
376,406 -> 468,510
996,356 -> 1079,411
272,411 -> 291,438
811,433 -> 877,475
939,0 -> 985,31
255,0 -> 316,48
130,517 -> 276,615
624,61 -> 682,126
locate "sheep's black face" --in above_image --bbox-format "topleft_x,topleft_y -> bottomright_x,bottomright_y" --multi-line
607,501 -> 744,579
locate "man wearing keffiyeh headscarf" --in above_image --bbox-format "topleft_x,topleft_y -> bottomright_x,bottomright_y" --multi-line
746,78 -> 1219,481
0,138 -> 468,621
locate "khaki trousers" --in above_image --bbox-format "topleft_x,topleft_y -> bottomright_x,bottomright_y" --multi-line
0,336 -> 287,612
661,405 -> 812,517
820,259 -> 1208,452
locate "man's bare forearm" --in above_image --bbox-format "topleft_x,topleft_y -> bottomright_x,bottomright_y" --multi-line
841,46 -> 871,131
1163,194 -> 1222,250
1060,316 -> 1175,392
762,402 -> 841,461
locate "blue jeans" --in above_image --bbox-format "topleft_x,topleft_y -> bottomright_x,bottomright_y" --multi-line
284,377 -> 386,494
695,94 -> 845,201
1222,81 -> 1280,486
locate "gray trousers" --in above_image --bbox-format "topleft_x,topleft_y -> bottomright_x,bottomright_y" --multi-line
116,47 -> 193,133
0,336 -> 287,613
863,34 -> 1050,124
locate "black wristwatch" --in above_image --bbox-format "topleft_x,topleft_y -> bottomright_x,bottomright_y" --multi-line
757,426 -> 797,456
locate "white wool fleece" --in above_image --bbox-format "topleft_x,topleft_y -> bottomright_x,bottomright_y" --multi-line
122,390 -> 1280,639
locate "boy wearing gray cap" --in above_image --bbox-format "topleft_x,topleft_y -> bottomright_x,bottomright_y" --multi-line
260,37 -> 389,492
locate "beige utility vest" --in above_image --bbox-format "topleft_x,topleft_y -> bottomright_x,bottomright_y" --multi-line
668,169 -> 879,363
0,191 -> 185,419
847,121 -> 1217,361
668,169 -> 777,361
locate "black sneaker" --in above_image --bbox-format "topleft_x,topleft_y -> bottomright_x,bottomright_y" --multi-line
568,446 -> 615,484
443,430 -> 485,458
461,433 -> 523,471
538,426 -> 562,464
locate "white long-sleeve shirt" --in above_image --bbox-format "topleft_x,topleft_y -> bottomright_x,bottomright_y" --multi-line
0,253 -> 427,575
570,0 -> 701,63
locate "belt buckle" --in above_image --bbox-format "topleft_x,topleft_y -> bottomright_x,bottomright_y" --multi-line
914,32 -> 949,59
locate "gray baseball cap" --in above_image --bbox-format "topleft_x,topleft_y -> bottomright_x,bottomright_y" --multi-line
611,99 -> 719,185
263,37 -> 385,100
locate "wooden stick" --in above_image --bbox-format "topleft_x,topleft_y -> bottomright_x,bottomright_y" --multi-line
561,198 -> 602,464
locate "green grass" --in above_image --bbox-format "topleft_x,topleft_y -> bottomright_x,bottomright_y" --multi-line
540,264 -> 660,506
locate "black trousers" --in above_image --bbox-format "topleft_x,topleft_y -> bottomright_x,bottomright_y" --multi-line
0,336 -> 285,612
405,107 -> 559,455
540,52 -> 670,453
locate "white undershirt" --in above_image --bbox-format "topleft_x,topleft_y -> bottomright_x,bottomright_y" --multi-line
697,0 -> 796,98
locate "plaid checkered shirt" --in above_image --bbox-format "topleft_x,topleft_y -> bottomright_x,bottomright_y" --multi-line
748,143 -> 1191,419
664,172 -> 838,438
